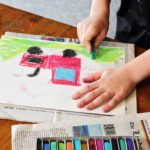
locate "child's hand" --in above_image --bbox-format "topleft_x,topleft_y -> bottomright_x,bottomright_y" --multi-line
77,15 -> 109,52
72,68 -> 136,112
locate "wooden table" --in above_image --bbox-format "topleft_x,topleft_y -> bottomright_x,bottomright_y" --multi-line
0,4 -> 150,150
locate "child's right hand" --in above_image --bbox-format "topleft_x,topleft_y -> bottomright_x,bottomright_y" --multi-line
77,15 -> 109,52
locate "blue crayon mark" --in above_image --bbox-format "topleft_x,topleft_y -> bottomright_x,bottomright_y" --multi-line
126,138 -> 134,150
54,67 -> 76,82
104,140 -> 111,150
73,139 -> 81,150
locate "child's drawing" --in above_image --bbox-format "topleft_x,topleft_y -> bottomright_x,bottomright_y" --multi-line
20,47 -> 81,86
0,36 -> 126,115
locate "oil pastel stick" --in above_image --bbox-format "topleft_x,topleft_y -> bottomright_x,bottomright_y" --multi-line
81,140 -> 88,150
73,139 -> 81,150
50,140 -> 57,150
104,140 -> 111,150
58,141 -> 65,150
66,140 -> 73,150
119,138 -> 126,150
89,138 -> 96,150
96,139 -> 104,150
126,138 -> 135,150
111,138 -> 119,150
37,138 -> 42,150
90,40 -> 96,59
43,140 -> 49,150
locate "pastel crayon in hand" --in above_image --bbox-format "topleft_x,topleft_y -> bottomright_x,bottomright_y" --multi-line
90,40 -> 97,59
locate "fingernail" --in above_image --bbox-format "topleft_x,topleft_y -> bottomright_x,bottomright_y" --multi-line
87,46 -> 91,53
85,106 -> 93,110
72,94 -> 79,100
85,106 -> 90,110
102,107 -> 108,112
88,49 -> 91,53
72,96 -> 77,100
77,102 -> 83,108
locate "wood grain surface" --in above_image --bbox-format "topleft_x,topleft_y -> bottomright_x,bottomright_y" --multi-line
0,4 -> 150,150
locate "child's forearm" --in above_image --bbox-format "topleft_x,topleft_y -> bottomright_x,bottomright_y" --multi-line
123,50 -> 150,84
90,0 -> 110,18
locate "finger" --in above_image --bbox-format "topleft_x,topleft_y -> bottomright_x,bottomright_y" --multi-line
102,95 -> 122,112
72,81 -> 99,100
94,31 -> 106,50
83,72 -> 102,83
81,23 -> 93,51
82,27 -> 98,52
77,28 -> 81,42
81,37 -> 92,52
77,87 -> 105,108
85,91 -> 114,110
77,23 -> 83,42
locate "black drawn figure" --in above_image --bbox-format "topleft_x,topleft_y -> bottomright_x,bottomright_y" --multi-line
26,46 -> 43,77
63,49 -> 77,58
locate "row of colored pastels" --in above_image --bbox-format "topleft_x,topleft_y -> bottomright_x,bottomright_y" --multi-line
37,136 -> 139,150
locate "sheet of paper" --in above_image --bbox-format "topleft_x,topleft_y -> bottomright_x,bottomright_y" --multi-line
12,112 -> 150,150
0,35 -> 126,115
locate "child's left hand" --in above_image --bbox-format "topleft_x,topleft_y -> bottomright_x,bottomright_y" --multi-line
72,68 -> 136,112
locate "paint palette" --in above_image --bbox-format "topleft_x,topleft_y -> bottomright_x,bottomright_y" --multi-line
37,136 -> 139,150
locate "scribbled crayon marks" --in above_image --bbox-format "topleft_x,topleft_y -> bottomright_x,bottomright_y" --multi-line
27,46 -> 43,55
27,57 -> 43,64
27,68 -> 40,77
63,49 -> 77,58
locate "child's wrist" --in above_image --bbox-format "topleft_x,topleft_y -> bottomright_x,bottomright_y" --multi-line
90,11 -> 109,20
89,12 -> 109,27
119,65 -> 139,85
122,63 -> 145,85
123,50 -> 150,84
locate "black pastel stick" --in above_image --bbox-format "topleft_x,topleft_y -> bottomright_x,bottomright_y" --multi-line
111,138 -> 119,150
37,138 -> 42,150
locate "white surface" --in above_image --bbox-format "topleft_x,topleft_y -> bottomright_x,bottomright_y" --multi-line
0,40 -> 125,115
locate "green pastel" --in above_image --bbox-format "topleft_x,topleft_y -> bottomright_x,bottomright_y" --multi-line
119,138 -> 126,150
51,141 -> 57,150
58,141 -> 64,150
90,51 -> 96,59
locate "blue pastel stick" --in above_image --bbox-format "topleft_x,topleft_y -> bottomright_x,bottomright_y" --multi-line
43,140 -> 49,150
73,139 -> 81,150
126,138 -> 135,150
104,140 -> 111,150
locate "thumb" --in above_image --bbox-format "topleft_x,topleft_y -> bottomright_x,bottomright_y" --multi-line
83,72 -> 102,83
